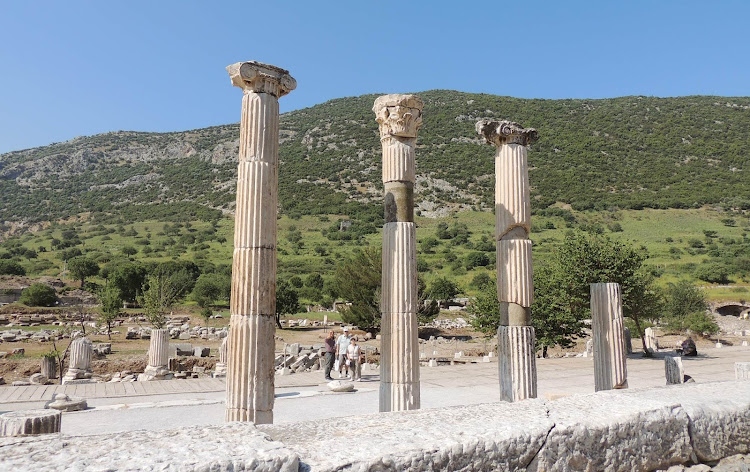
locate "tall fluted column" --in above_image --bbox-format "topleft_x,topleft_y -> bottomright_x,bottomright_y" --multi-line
374,94 -> 423,412
62,337 -> 92,384
225,61 -> 296,424
591,283 -> 628,391
477,120 -> 539,402
139,328 -> 170,381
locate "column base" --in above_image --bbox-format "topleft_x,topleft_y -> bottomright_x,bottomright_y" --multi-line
497,325 -> 537,402
225,408 -> 272,424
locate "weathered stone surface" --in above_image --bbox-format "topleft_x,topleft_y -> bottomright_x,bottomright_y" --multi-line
261,400 -> 553,472
45,394 -> 87,412
530,389 -> 692,471
373,94 -> 423,140
0,410 -> 61,437
214,337 -> 228,377
327,380 -> 354,392
591,282 -> 628,391
40,356 -> 57,380
666,356 -> 685,384
0,422 -> 298,471
62,337 -> 92,384
29,373 -> 48,385
645,327 -> 658,353
496,239 -> 534,308
736,362 -> 750,380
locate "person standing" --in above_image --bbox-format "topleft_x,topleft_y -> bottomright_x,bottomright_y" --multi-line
348,338 -> 362,381
336,327 -> 352,379
324,330 -> 336,381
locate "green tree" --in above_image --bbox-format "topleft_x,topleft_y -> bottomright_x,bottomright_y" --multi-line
107,262 -> 147,303
468,276 -> 500,335
200,307 -> 213,327
465,251 -> 490,270
0,260 -> 25,276
276,280 -> 300,328
139,274 -> 181,329
429,277 -> 459,307
98,285 -> 122,340
20,283 -> 57,307
663,280 -> 718,335
417,276 -> 440,325
694,263 -> 730,284
192,273 -> 229,308
305,273 -> 324,291
121,246 -> 138,257
68,256 -> 99,288
335,248 -> 381,332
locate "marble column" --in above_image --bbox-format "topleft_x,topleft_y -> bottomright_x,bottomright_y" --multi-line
224,61 -> 296,424
139,329 -> 170,381
665,356 -> 685,384
214,337 -> 228,378
62,337 -> 92,384
477,120 -> 539,402
591,283 -> 628,391
374,94 -> 423,412
0,410 -> 61,437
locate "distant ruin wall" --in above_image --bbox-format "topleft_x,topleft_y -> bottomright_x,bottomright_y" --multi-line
1,381 -> 748,471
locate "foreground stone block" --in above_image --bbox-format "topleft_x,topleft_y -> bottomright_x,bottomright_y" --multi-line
261,400 -> 553,471
0,422 -> 298,471
0,410 -> 61,437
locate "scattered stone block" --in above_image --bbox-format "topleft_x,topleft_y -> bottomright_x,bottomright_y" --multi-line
327,380 -> 354,392
428,359 -> 438,367
193,347 -> 210,357
0,410 -> 61,437
179,332 -> 191,340
666,356 -> 685,385
46,394 -> 87,412
483,356 -> 491,363
29,373 -> 48,385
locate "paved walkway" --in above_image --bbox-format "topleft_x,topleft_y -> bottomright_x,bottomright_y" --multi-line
0,345 -> 748,435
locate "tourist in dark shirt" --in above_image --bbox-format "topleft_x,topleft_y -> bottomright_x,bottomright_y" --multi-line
324,330 -> 336,380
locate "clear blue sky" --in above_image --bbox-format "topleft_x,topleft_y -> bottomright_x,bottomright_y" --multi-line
1,1 -> 749,154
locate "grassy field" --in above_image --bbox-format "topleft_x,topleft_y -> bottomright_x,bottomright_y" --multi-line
3,207 -> 750,304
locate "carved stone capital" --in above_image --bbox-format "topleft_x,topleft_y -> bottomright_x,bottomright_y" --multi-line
226,61 -> 296,98
476,120 -> 538,147
373,94 -> 423,139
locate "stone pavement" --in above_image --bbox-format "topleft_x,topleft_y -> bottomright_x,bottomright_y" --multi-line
0,345 -> 747,435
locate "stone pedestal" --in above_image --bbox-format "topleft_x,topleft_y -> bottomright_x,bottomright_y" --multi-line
477,120 -> 539,402
45,394 -> 87,412
0,410 -> 61,437
138,329 -> 171,381
214,337 -> 228,378
735,362 -> 750,380
665,356 -> 685,384
591,283 -> 628,391
644,327 -> 658,353
62,337 -> 92,384
374,94 -> 423,412
41,356 -> 57,380
225,61 -> 296,424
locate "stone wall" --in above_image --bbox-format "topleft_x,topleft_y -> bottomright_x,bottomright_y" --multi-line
1,381 -> 748,471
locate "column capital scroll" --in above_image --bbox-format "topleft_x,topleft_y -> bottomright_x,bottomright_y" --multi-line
373,94 -> 423,139
226,61 -> 297,98
476,120 -> 538,147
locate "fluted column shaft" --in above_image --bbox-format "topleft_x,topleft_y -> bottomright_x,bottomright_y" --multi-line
68,337 -> 92,370
148,329 -> 169,368
374,94 -> 423,412
477,120 -> 539,402
665,356 -> 684,384
591,283 -> 628,391
225,61 -> 296,425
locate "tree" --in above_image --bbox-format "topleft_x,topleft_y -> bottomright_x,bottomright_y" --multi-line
20,283 -> 57,307
121,246 -> 138,257
694,263 -> 730,284
192,273 -> 229,308
200,307 -> 213,327
276,280 -> 301,328
98,285 -> 122,340
465,251 -> 490,270
663,280 -> 718,335
305,273 -> 324,291
429,277 -> 459,307
532,232 -> 662,356
470,272 -> 492,289
468,276 -> 500,335
107,262 -> 147,303
417,276 -> 440,325
336,248 -> 382,331
139,274 -> 182,329
0,260 -> 25,276
68,256 -> 99,288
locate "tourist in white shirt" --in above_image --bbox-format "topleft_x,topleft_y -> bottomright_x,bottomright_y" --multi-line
347,338 -> 362,381
336,327 -> 351,379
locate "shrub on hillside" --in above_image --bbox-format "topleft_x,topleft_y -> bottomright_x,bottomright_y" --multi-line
20,283 -> 57,307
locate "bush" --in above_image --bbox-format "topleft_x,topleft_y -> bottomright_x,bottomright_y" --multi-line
0,260 -> 25,276
20,283 -> 57,307
694,263 -> 730,284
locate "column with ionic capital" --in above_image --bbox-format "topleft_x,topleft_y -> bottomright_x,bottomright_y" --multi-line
225,61 -> 296,424
477,120 -> 539,402
374,94 -> 423,412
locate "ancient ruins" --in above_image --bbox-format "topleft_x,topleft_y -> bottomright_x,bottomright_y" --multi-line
138,328 -> 170,381
61,337 -> 92,384
224,61 -> 296,424
476,120 -> 538,402
374,94 -> 423,412
591,283 -> 628,391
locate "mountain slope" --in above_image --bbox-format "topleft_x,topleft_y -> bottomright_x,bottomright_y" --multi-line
1,90 -> 749,231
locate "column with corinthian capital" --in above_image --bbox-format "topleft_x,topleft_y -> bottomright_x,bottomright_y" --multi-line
374,94 -> 423,412
476,120 -> 539,402
225,61 -> 296,424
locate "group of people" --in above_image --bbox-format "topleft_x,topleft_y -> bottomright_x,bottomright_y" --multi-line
324,327 -> 363,381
